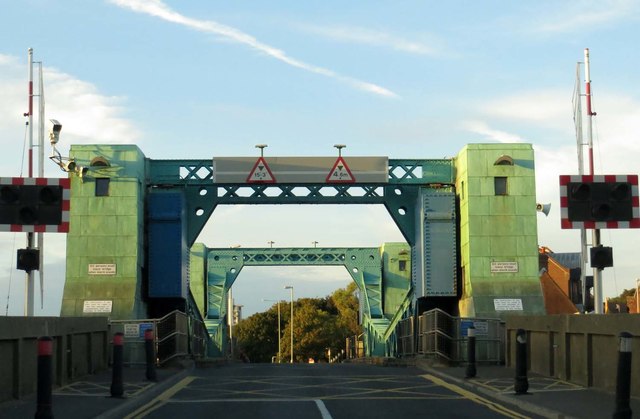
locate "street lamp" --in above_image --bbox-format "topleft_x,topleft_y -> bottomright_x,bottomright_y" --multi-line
262,298 -> 282,363
312,241 -> 318,248
268,241 -> 275,248
284,285 -> 294,363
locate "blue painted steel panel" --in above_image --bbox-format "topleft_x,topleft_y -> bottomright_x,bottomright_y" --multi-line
148,192 -> 188,298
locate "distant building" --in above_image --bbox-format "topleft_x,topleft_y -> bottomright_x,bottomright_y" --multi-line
232,305 -> 243,325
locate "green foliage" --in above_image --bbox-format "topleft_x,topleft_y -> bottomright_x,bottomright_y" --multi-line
235,283 -> 361,363
608,288 -> 637,305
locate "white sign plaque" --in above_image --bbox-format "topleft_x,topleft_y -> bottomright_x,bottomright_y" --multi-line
83,300 -> 113,313
88,264 -> 117,275
124,324 -> 139,338
493,298 -> 523,311
490,261 -> 519,273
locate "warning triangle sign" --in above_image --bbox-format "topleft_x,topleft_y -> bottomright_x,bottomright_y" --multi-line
326,156 -> 355,183
246,157 -> 276,183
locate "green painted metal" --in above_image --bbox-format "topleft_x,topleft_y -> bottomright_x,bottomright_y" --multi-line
203,246 -> 397,357
149,159 -> 455,185
62,145 -> 147,319
61,142 -> 549,361
455,144 -> 545,318
150,158 -> 455,247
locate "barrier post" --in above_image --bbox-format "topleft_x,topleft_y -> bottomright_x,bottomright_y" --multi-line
613,332 -> 633,419
35,336 -> 53,419
145,329 -> 157,382
465,326 -> 477,378
110,332 -> 124,398
514,328 -> 529,395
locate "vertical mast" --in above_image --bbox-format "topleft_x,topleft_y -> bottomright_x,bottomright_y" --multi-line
38,61 -> 45,308
574,62 -> 588,312
584,48 -> 603,314
25,48 -> 35,316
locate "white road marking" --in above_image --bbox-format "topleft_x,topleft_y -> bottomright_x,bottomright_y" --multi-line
314,399 -> 333,419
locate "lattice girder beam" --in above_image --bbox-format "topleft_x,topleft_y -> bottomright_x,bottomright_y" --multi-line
205,247 -> 384,325
148,158 -> 455,186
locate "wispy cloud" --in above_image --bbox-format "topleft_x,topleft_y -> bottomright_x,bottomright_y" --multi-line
299,24 -> 439,56
480,91 -> 571,123
462,120 -> 527,143
108,0 -> 398,98
533,0 -> 637,33
0,53 -> 140,174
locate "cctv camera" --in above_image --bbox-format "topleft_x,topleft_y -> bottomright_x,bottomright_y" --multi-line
63,160 -> 77,173
49,119 -> 62,145
49,119 -> 62,133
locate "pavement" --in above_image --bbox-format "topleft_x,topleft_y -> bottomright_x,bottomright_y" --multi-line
0,364 -> 193,419
416,360 -> 640,419
0,359 -> 638,418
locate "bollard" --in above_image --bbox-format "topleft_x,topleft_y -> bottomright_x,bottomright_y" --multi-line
144,329 -> 157,382
613,331 -> 633,419
35,336 -> 54,419
465,326 -> 477,378
110,332 -> 125,398
514,328 -> 529,395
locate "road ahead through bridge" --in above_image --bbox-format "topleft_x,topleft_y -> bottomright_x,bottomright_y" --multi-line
124,363 -> 539,419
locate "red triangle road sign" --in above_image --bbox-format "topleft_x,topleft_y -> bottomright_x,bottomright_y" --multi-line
247,157 -> 276,183
326,156 -> 355,183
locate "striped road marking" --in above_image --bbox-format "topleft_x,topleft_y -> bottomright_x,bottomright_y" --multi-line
421,374 -> 530,419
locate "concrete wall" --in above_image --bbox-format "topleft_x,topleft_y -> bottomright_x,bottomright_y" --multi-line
506,314 -> 640,397
0,317 -> 109,402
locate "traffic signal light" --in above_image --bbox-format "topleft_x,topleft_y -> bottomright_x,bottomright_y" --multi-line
567,182 -> 632,222
17,248 -> 39,271
560,175 -> 640,229
0,184 -> 64,226
590,246 -> 613,269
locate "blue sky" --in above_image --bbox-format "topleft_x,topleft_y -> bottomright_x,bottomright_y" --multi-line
1,0 -> 640,316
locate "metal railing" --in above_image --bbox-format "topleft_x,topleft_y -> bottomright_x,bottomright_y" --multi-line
345,333 -> 365,359
398,309 -> 504,364
397,316 -> 415,356
110,310 -> 207,366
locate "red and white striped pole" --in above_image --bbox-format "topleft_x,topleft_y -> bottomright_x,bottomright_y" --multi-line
28,48 -> 34,178
25,48 -> 35,317
584,48 -> 603,314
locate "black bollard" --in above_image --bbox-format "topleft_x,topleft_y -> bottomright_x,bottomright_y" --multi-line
144,329 -> 157,382
465,325 -> 477,378
35,336 -> 54,419
514,328 -> 529,395
110,332 -> 124,398
613,332 -> 633,419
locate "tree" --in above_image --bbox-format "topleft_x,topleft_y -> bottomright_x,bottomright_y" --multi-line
234,309 -> 278,363
235,283 -> 363,363
329,282 -> 360,336
608,288 -> 636,305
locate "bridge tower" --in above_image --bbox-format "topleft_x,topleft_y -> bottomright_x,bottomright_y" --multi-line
59,142 -> 545,357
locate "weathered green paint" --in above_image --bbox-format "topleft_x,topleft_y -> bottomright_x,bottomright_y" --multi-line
455,144 -> 544,318
196,244 -> 414,357
59,142 -> 548,359
189,243 -> 207,318
61,145 -> 147,319
381,242 -> 412,318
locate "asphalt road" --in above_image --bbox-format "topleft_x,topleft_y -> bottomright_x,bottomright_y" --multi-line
123,363 -> 540,419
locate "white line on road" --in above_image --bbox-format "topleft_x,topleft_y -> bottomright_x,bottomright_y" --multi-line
314,399 -> 333,419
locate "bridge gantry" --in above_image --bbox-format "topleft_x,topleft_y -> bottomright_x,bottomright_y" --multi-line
200,245 -> 411,357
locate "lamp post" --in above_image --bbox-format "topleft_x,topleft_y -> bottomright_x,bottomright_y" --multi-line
268,241 -> 275,248
312,241 -> 318,248
284,285 -> 294,363
262,299 -> 282,363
